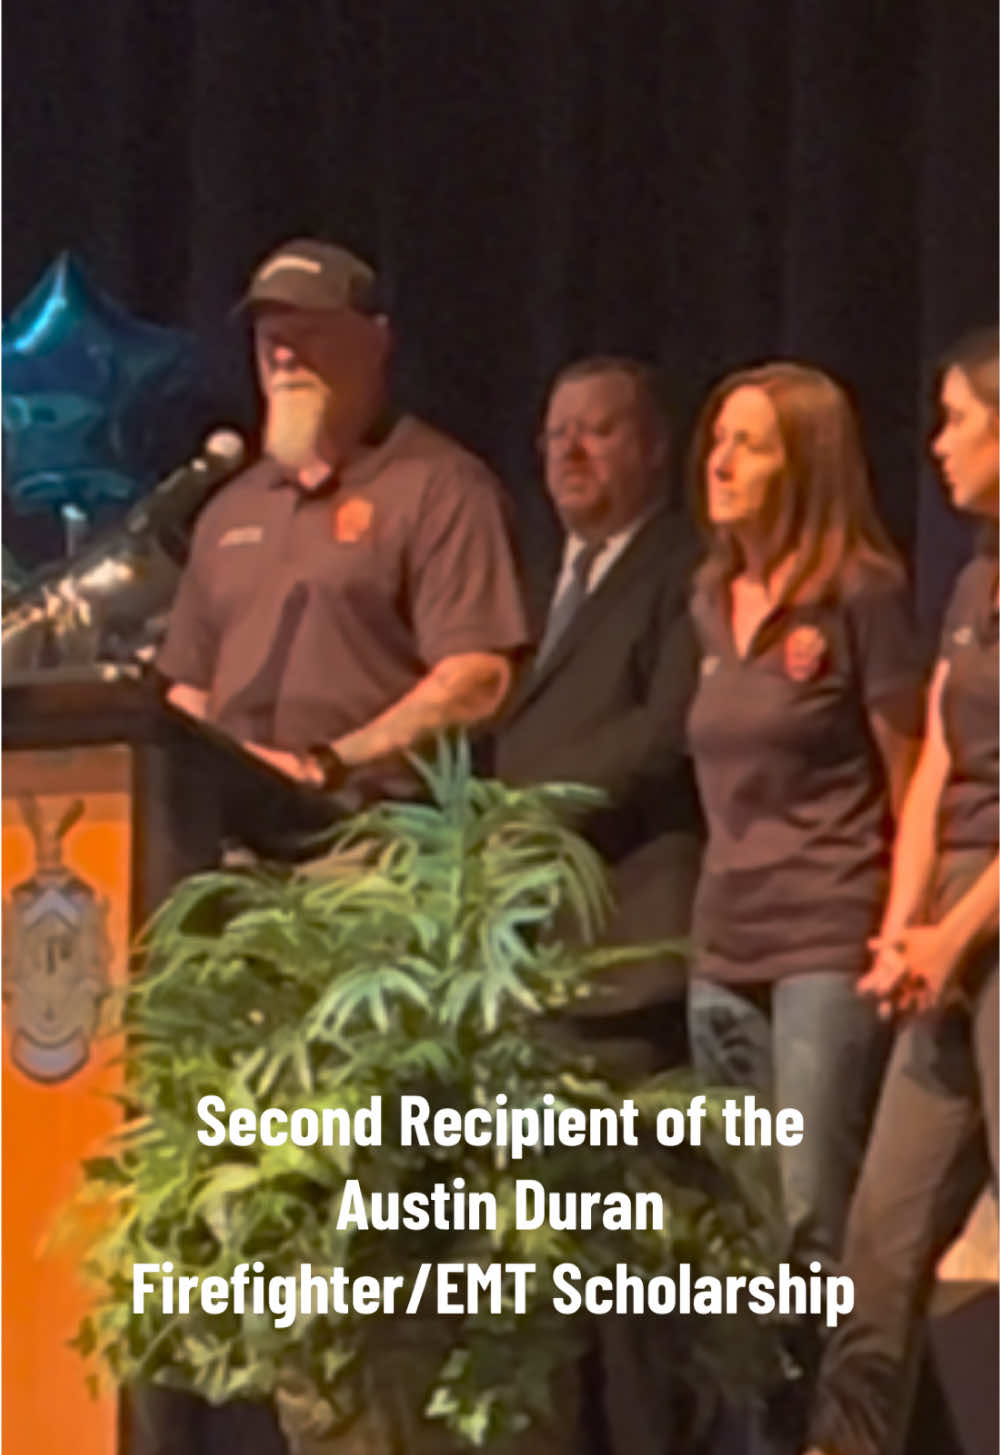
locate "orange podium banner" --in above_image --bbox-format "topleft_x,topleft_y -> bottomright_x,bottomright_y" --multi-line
3,745 -> 133,1455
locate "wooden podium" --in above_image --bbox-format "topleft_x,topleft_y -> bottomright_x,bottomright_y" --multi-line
2,668 -> 337,1455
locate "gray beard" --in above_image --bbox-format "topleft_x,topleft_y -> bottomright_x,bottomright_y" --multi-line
264,384 -> 330,473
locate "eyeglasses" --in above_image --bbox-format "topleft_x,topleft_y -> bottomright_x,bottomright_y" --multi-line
537,417 -> 624,452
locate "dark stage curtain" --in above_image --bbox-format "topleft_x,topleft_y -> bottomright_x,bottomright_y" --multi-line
3,0 -> 997,621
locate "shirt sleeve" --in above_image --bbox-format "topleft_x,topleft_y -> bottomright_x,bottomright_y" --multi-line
407,461 -> 531,665
843,573 -> 927,711
156,537 -> 220,690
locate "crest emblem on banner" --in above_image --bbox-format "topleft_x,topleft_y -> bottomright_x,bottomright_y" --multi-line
2,797 -> 112,1083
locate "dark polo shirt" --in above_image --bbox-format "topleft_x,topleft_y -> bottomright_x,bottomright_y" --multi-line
687,566 -> 924,984
158,415 -> 529,751
937,550 -> 999,858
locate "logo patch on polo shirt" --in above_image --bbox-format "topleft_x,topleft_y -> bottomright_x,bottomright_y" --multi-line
333,497 -> 374,543
783,624 -> 827,682
219,525 -> 264,547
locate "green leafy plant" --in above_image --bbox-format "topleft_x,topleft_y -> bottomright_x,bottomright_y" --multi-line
75,736 -> 784,1452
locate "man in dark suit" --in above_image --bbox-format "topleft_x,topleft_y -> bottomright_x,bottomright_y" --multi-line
495,355 -> 702,1080
492,355 -> 704,1455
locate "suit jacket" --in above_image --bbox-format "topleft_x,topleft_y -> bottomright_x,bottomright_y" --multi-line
493,507 -> 704,1012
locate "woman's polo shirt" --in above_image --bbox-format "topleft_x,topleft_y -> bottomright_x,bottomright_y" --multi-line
937,551 -> 999,859
688,567 -> 924,984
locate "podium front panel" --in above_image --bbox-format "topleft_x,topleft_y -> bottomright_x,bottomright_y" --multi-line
3,745 -> 132,1455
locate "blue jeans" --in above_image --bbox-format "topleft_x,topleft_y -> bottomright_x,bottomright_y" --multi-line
689,974 -> 890,1455
687,973 -> 890,1275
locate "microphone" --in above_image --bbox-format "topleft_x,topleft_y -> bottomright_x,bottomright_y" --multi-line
3,430 -> 246,672
125,429 -> 246,556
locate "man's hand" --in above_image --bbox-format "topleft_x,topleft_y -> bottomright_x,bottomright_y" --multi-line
241,741 -> 324,787
166,681 -> 210,721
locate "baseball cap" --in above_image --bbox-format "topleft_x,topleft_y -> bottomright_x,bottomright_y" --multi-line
240,239 -> 383,314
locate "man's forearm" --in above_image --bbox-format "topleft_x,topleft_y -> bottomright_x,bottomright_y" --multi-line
332,652 -> 513,767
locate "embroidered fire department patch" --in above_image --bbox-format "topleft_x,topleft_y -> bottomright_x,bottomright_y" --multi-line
333,497 -> 373,543
783,624 -> 827,682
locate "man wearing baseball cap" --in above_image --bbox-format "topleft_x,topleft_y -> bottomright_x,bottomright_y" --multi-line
158,237 -> 529,803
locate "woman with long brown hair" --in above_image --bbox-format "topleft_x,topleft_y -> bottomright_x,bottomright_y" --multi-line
805,329 -> 999,1455
685,362 -> 924,1336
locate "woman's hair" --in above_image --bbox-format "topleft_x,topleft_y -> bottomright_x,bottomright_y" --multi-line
939,327 -> 999,412
689,361 -> 902,603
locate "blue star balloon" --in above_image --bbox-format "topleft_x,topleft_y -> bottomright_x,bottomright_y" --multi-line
2,253 -> 199,542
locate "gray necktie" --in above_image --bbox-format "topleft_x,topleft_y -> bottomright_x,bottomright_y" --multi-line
533,540 -> 602,670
